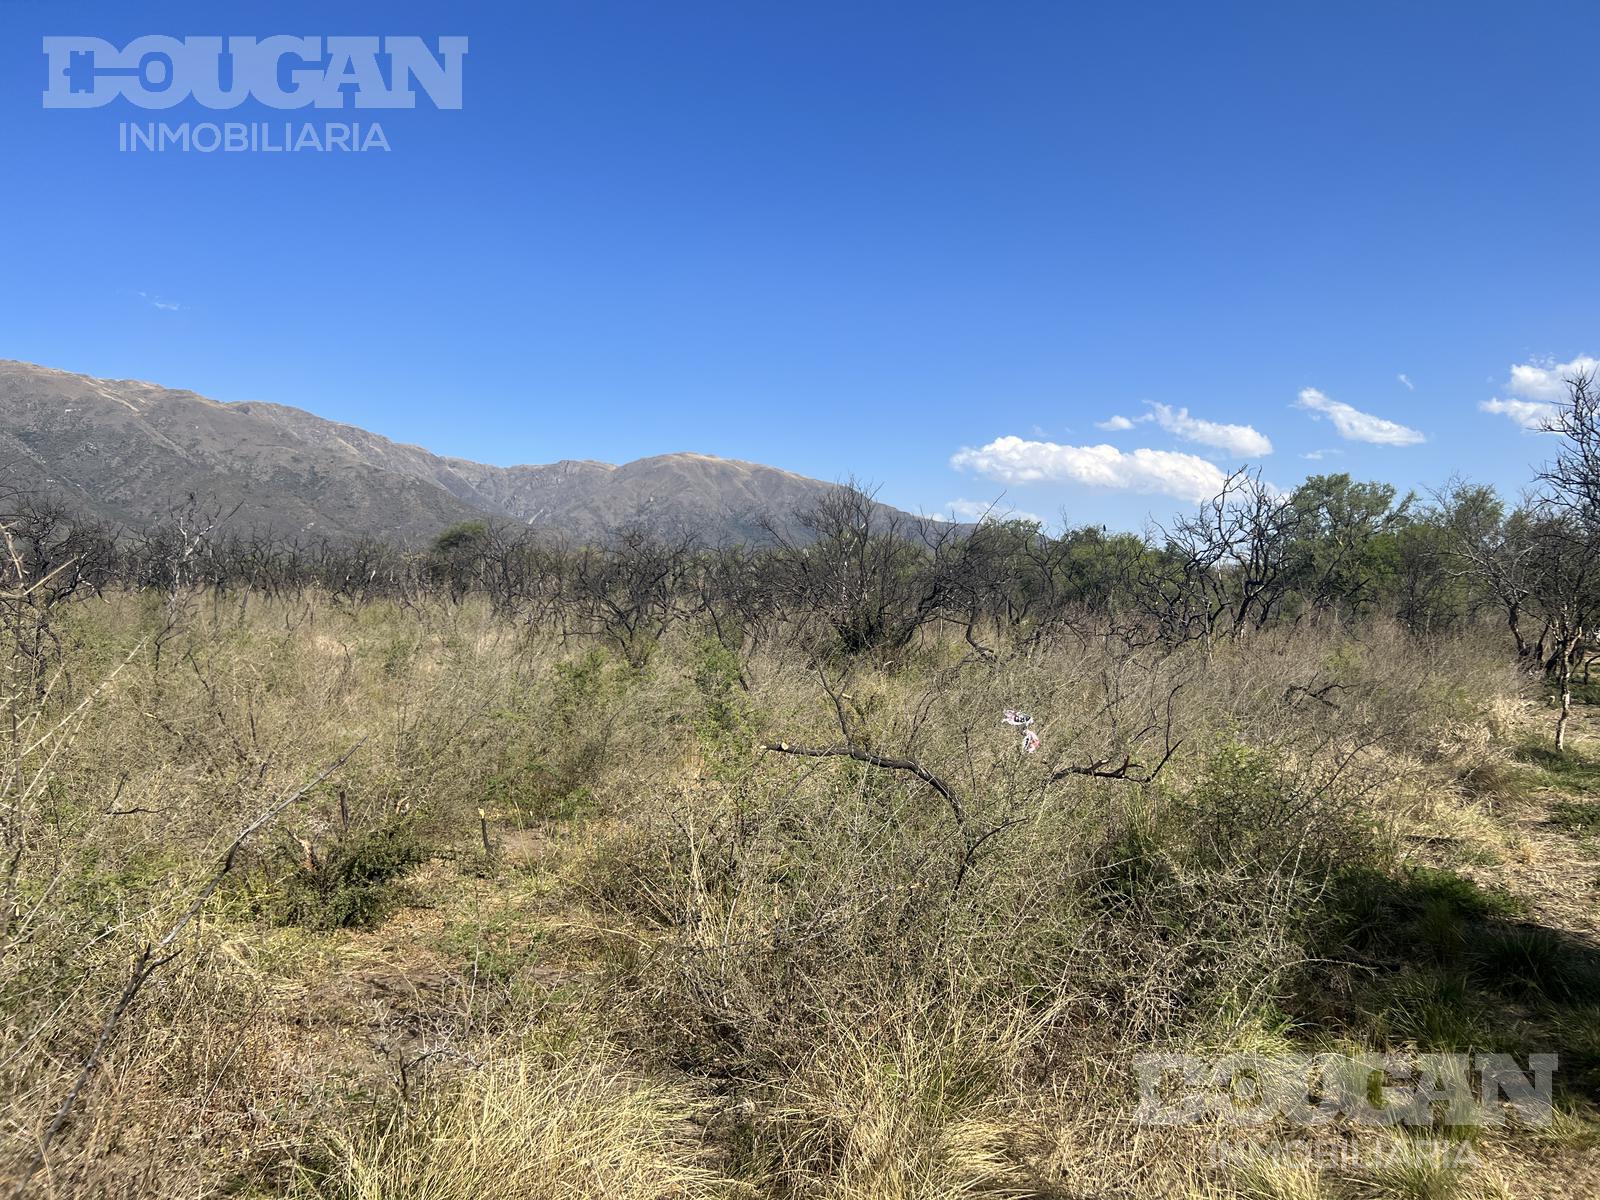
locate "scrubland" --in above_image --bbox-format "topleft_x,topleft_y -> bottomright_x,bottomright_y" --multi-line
2,581 -> 1596,1199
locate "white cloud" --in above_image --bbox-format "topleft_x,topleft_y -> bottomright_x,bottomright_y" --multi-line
1397,373 -> 1414,390
1146,402 -> 1272,457
1480,354 -> 1597,430
1094,415 -> 1137,431
1506,354 -> 1598,402
945,498 -> 1045,525
138,291 -> 181,312
1479,397 -> 1555,431
950,436 -> 1228,503
1301,448 -> 1343,461
1295,388 -> 1425,446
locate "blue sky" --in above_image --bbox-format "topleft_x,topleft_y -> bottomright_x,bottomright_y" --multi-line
2,2 -> 1596,530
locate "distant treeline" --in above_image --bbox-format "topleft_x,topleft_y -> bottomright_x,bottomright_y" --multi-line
4,376 -> 1597,709
0,471 -> 1583,663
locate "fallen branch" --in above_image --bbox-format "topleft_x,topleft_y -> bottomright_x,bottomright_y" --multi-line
760,741 -> 965,824
1048,740 -> 1182,784
1049,680 -> 1184,785
1284,681 -> 1346,709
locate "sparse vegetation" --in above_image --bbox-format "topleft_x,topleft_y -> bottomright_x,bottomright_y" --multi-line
2,375 -> 1597,1198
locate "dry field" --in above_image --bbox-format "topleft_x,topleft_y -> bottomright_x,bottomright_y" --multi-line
2,590 -> 1597,1199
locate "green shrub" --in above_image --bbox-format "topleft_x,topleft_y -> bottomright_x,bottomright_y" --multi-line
687,635 -> 754,778
270,819 -> 428,930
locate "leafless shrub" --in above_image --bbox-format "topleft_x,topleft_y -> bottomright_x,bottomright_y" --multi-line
558,524 -> 700,667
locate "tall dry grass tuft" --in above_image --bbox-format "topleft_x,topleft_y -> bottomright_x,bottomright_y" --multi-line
299,1054 -> 729,1200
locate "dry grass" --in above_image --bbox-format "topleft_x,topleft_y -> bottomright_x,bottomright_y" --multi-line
0,589 -> 1592,1198
298,1054 -> 729,1200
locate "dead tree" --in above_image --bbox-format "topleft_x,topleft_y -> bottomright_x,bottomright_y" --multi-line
1519,509 -> 1600,750
1542,369 -> 1600,525
1525,372 -> 1600,749
1133,470 -> 1299,646
760,481 -> 945,658
561,524 -> 699,667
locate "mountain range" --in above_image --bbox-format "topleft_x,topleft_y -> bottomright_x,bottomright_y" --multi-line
0,360 -> 909,544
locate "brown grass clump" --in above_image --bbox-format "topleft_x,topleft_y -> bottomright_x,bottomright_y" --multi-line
299,1053 -> 729,1200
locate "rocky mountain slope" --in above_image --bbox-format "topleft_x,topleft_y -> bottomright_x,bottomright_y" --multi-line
0,360 -> 895,543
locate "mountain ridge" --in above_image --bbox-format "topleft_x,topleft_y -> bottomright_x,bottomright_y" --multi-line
0,359 -> 913,543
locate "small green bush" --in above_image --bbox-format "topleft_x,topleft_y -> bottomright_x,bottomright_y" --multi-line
270,820 -> 428,930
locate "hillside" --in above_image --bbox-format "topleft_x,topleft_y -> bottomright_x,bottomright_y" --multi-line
0,360 -> 902,543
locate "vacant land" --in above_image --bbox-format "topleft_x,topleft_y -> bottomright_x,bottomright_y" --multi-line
1,579 -> 1596,1200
